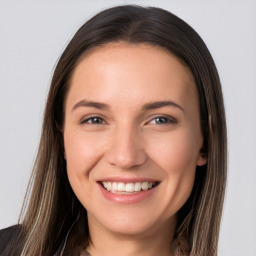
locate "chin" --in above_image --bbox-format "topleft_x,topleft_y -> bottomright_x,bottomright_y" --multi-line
87,206 -> 176,237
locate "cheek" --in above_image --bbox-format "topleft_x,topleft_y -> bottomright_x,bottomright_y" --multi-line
63,130 -> 107,209
146,129 -> 199,212
148,129 -> 200,174
63,129 -> 105,198
64,130 -> 104,174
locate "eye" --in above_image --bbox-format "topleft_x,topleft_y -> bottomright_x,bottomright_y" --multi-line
149,116 -> 176,125
81,116 -> 105,125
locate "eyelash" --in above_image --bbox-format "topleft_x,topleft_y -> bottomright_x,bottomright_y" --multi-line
80,115 -> 176,126
148,116 -> 177,125
80,116 -> 106,125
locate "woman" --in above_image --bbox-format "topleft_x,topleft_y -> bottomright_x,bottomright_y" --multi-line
0,5 -> 227,256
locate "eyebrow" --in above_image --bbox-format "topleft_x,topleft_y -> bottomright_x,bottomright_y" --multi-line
72,99 -> 184,112
142,101 -> 184,112
72,100 -> 110,111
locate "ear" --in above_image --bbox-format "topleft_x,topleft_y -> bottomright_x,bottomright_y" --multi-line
196,151 -> 207,166
197,136 -> 207,166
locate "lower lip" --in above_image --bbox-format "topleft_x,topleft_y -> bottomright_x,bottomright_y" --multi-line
98,183 -> 158,204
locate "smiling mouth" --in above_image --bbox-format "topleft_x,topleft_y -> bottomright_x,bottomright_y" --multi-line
100,181 -> 159,194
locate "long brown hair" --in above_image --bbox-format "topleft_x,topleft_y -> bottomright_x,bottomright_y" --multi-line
12,5 -> 226,256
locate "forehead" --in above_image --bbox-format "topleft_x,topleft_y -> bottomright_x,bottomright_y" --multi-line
67,42 -> 198,111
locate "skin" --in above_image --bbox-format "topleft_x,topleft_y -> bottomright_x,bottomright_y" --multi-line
63,42 -> 206,256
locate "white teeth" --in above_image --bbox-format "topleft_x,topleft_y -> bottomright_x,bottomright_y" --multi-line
134,182 -> 141,192
125,183 -> 134,192
107,182 -> 111,191
112,182 -> 118,191
141,182 -> 149,191
103,182 -> 108,189
117,182 -> 126,191
101,181 -> 157,193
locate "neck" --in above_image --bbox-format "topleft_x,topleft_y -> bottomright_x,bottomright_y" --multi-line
86,215 -> 176,256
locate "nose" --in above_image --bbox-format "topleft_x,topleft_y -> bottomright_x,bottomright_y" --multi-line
105,125 -> 146,169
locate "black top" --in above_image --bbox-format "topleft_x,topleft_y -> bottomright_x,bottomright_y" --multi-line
0,224 -> 76,256
0,223 -> 87,256
0,225 -> 23,256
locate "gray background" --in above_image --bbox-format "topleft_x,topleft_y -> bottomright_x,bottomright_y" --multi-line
0,1 -> 255,255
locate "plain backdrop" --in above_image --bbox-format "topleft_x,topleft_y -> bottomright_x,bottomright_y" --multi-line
0,1 -> 255,255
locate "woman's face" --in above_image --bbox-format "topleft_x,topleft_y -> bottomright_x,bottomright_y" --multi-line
63,42 -> 206,236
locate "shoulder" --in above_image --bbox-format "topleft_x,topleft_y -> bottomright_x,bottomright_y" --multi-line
0,225 -> 23,255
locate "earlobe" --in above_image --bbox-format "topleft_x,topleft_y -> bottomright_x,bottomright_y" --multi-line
197,153 -> 207,166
